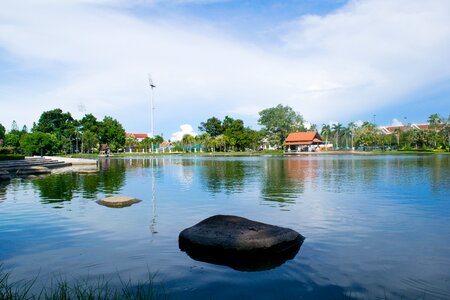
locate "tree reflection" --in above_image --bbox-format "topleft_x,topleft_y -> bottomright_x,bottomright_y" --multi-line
32,159 -> 126,204
0,181 -> 9,203
33,173 -> 81,203
200,159 -> 246,194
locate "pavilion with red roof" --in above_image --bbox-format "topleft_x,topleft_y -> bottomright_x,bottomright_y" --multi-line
285,132 -> 323,152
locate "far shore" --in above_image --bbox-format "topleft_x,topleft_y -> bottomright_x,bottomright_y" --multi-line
62,149 -> 449,159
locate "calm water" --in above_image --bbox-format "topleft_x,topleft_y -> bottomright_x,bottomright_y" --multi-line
1,155 -> 449,299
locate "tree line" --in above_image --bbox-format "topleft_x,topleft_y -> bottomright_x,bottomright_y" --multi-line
0,109 -> 131,155
320,114 -> 450,151
1,106 -> 448,155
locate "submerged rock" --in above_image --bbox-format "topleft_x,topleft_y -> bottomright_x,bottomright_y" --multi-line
179,215 -> 304,271
96,195 -> 142,208
16,166 -> 51,175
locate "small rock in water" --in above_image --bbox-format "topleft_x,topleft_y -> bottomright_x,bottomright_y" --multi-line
96,195 -> 142,208
179,215 -> 305,271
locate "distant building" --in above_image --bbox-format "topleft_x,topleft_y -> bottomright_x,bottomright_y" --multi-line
125,133 -> 148,142
158,141 -> 173,152
379,123 -> 443,134
260,137 -> 278,150
285,132 -> 323,152
99,143 -> 110,155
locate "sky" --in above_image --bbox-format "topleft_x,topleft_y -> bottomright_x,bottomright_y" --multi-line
1,0 -> 449,140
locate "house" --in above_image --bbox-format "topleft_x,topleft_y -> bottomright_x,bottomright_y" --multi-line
379,123 -> 443,135
285,132 -> 323,152
260,137 -> 278,150
158,141 -> 173,152
125,133 -> 148,142
99,143 -> 110,155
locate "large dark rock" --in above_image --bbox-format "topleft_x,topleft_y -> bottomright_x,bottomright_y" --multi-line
179,215 -> 304,271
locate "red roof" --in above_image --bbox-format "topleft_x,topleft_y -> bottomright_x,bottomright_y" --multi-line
126,133 -> 148,139
285,132 -> 322,145
160,141 -> 172,147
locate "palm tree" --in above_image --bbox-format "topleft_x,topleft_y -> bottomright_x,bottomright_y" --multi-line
347,122 -> 357,150
332,123 -> 343,150
428,113 -> 442,148
320,124 -> 331,149
393,127 -> 401,149
182,134 -> 195,152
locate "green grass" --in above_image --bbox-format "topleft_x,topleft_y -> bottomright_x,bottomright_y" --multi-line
0,267 -> 168,300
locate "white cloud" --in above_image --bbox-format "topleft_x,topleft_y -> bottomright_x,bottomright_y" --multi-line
390,118 -> 403,126
0,0 -> 449,133
170,124 -> 197,141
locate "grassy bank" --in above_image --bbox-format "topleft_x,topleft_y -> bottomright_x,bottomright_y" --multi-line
61,149 -> 449,159
63,150 -> 284,158
0,268 -> 168,300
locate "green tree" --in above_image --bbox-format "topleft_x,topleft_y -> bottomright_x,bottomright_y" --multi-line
198,117 -> 223,137
347,122 -> 357,150
332,123 -> 343,149
258,104 -> 305,145
393,127 -> 401,148
98,116 -> 126,151
10,120 -> 20,136
320,124 -> 331,146
80,113 -> 99,133
35,108 -> 75,139
82,130 -> 99,153
4,134 -> 20,148
153,135 -> 164,144
182,134 -> 195,152
20,132 -> 59,156
0,123 -> 5,140
428,113 -> 442,148
354,122 -> 379,149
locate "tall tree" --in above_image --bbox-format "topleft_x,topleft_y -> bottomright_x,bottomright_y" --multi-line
0,123 -> 5,140
332,123 -> 343,149
35,109 -> 76,143
258,104 -> 305,145
347,122 -> 357,150
428,113 -> 442,148
20,132 -> 59,156
98,116 -> 126,150
198,117 -> 223,137
320,124 -> 331,146
80,113 -> 99,134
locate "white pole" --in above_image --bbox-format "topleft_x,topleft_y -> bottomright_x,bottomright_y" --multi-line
149,74 -> 156,138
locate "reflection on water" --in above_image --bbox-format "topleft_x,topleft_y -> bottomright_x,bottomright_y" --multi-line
200,159 -> 247,194
0,155 -> 449,300
181,241 -> 302,272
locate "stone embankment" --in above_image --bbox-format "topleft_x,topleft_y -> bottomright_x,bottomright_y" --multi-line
0,156 -> 98,180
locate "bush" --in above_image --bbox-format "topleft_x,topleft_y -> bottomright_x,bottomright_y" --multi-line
0,154 -> 25,161
0,147 -> 14,155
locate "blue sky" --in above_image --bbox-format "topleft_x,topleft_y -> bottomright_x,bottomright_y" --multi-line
1,0 -> 449,140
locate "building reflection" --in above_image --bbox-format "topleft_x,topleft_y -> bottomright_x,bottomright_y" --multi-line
260,158 -> 318,207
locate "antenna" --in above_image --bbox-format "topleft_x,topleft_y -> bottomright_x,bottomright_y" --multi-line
148,74 -> 156,137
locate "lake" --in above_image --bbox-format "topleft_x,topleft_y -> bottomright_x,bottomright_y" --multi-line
1,155 -> 449,299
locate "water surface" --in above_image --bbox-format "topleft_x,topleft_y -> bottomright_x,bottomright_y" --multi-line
1,155 -> 449,299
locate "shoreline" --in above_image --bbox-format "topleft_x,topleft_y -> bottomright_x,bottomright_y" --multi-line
62,150 -> 449,159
